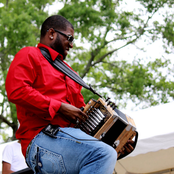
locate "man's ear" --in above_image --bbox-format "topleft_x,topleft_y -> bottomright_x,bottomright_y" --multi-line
47,28 -> 56,40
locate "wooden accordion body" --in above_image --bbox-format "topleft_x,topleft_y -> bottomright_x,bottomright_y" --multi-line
78,98 -> 137,158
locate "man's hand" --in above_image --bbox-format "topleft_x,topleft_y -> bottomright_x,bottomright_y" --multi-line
58,103 -> 88,123
119,140 -> 134,156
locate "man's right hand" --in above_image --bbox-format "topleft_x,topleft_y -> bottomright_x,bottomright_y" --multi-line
58,103 -> 88,124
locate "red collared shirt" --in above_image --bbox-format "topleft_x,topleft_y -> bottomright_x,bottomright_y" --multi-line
5,43 -> 85,157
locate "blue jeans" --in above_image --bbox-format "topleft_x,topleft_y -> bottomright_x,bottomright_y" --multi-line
26,127 -> 117,174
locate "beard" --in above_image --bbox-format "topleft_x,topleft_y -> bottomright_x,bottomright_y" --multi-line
51,34 -> 66,60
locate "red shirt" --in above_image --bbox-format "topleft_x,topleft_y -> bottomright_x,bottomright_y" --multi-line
5,43 -> 85,157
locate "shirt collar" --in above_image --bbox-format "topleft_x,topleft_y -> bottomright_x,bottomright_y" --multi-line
37,43 -> 63,61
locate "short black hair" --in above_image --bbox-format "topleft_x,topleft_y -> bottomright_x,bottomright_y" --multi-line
40,15 -> 74,38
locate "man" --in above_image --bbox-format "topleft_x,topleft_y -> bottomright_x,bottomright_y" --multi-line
5,15 -> 132,174
2,141 -> 28,174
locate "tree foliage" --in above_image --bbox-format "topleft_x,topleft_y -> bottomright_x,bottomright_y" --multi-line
0,0 -> 54,141
0,0 -> 174,142
58,0 -> 174,105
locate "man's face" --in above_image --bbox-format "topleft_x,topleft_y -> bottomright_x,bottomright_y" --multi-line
51,26 -> 74,59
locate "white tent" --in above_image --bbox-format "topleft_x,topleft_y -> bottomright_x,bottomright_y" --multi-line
115,101 -> 174,174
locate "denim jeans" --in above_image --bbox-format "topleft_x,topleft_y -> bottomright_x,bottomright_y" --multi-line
26,127 -> 117,174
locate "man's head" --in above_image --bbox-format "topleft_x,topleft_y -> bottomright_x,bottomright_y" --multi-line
40,15 -> 74,59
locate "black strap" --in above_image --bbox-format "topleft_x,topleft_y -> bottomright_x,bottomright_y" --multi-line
39,47 -> 102,98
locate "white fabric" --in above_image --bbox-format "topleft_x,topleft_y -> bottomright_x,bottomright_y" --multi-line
2,141 -> 28,172
129,131 -> 174,157
125,101 -> 174,140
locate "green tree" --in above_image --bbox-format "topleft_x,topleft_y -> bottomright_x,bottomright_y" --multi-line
0,0 -> 54,141
57,0 -> 174,106
0,0 -> 174,142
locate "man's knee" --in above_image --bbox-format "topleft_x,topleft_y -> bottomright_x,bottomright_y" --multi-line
106,144 -> 117,160
98,143 -> 117,162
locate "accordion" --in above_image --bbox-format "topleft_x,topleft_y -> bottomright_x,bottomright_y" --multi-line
77,98 -> 138,159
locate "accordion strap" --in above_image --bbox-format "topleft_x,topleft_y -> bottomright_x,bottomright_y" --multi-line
39,47 -> 102,98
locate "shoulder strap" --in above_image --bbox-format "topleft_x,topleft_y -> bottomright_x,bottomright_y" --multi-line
39,47 -> 102,98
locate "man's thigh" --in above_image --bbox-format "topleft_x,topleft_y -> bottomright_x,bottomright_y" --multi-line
26,128 -> 116,174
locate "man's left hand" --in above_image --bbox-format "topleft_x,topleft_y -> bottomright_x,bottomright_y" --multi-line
119,140 -> 134,155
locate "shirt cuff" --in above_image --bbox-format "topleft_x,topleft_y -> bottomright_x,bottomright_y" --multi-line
49,99 -> 62,118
